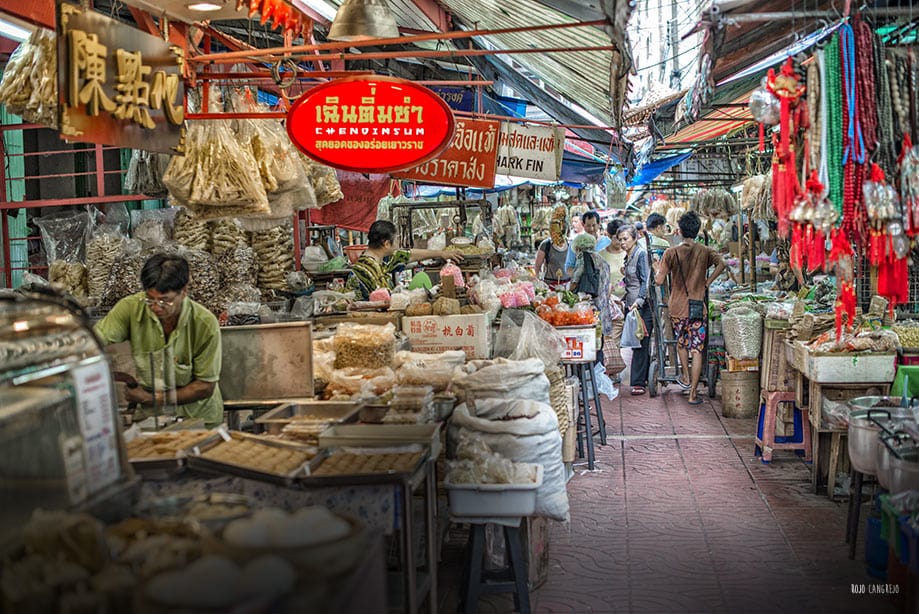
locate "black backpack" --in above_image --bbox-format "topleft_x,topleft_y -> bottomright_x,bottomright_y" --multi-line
575,253 -> 600,297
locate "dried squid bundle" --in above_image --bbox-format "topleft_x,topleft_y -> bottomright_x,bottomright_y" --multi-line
173,208 -> 209,251
162,120 -> 269,216
124,150 -> 171,197
0,28 -> 57,128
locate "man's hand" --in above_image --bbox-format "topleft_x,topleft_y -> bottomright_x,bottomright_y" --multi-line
442,250 -> 465,262
125,386 -> 154,405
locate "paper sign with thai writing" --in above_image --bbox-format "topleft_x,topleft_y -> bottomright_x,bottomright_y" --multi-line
496,123 -> 565,181
393,118 -> 499,188
57,1 -> 185,153
287,76 -> 456,173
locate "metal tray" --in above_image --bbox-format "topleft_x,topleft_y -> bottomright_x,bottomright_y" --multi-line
296,445 -> 430,487
318,423 -> 443,458
255,400 -> 363,435
127,430 -> 225,479
187,433 -> 323,486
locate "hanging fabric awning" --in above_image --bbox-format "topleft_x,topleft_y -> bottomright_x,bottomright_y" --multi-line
627,151 -> 693,187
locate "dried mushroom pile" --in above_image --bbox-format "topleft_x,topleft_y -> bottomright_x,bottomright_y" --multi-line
182,249 -> 221,314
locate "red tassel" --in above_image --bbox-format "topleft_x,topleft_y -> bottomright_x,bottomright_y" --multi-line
790,224 -> 804,271
759,123 -> 765,152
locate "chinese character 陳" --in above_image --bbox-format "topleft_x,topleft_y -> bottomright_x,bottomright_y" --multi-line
68,30 -> 115,116
113,49 -> 154,128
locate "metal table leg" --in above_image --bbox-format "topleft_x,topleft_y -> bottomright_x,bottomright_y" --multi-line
584,362 -> 607,445
847,469 -> 864,560
577,363 -> 596,470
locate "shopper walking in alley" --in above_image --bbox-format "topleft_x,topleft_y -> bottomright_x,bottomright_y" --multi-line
618,224 -> 652,395
654,211 -> 726,404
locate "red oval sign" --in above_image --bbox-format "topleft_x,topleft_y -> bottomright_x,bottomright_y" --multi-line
287,76 -> 456,174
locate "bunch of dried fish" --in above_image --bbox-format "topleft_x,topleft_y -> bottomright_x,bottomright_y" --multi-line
124,150 -> 171,198
309,162 -> 344,206
216,245 -> 257,287
182,249 -> 222,314
85,228 -> 126,299
249,225 -> 294,290
751,171 -> 774,221
0,28 -> 57,128
691,188 -> 737,218
48,261 -> 88,299
172,208 -> 209,251
208,218 -> 247,254
162,120 -> 270,218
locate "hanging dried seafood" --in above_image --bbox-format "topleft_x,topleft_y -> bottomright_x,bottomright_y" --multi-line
741,175 -> 767,211
309,162 -> 344,206
124,149 -> 171,197
85,226 -> 126,299
162,119 -> 270,218
249,225 -> 294,290
751,171 -> 775,221
691,188 -> 738,219
0,28 -> 57,128
209,218 -> 248,254
173,208 -> 210,251
234,92 -> 305,195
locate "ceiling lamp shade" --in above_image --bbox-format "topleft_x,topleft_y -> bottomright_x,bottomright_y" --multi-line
327,0 -> 399,41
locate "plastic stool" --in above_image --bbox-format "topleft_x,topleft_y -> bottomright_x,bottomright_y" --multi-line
755,391 -> 812,463
459,520 -> 530,614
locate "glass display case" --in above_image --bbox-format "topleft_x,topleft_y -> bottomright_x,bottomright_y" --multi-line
0,288 -> 134,551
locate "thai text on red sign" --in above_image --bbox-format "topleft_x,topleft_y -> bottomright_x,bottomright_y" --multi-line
392,118 -> 500,188
287,76 -> 456,173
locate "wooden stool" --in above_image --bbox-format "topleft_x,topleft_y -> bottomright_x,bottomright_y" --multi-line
459,520 -> 530,614
755,391 -> 812,463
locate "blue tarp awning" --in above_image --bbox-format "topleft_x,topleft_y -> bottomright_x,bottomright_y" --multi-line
627,151 -> 693,187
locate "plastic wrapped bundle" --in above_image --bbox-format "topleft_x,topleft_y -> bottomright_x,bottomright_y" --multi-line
0,28 -> 57,128
333,323 -> 395,370
248,224 -> 294,290
85,225 -> 126,299
216,245 -> 257,287
209,218 -> 248,254
721,305 -> 763,360
309,163 -> 344,206
124,150 -> 171,197
181,248 -> 222,314
172,208 -> 210,250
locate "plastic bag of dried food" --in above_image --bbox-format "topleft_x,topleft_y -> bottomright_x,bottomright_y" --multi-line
312,290 -> 354,315
494,309 -> 566,368
309,163 -> 344,206
209,218 -> 248,254
216,245 -> 257,287
48,261 -> 88,299
163,119 -> 269,216
721,305 -> 763,360
249,224 -> 295,290
333,323 -> 396,369
234,91 -> 305,195
395,362 -> 456,391
327,367 -> 395,397
131,208 -> 176,247
226,302 -> 261,326
34,210 -> 92,263
85,224 -> 127,300
124,149 -> 171,197
180,248 -> 221,314
237,191 -> 296,232
172,207 -> 210,250
0,28 -> 57,128
99,240 -> 145,306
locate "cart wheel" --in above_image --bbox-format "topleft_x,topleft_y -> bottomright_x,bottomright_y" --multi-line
648,361 -> 659,398
707,364 -> 718,398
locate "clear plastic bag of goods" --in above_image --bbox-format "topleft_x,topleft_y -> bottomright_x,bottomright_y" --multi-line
173,207 -> 210,250
440,260 -> 465,288
621,309 -> 642,349
130,208 -> 176,247
327,367 -> 395,398
722,305 -> 764,360
35,210 -> 92,263
225,302 -> 261,326
395,363 -> 456,392
494,309 -> 566,368
393,350 -> 467,369
333,323 -> 396,369
216,245 -> 258,287
124,149 -> 171,198
0,28 -> 58,128
308,163 -> 344,206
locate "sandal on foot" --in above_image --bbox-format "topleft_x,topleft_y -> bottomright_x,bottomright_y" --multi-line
688,397 -> 704,405
631,386 -> 646,395
676,379 -> 691,391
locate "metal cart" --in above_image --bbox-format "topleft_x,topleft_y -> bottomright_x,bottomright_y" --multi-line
645,236 -> 716,399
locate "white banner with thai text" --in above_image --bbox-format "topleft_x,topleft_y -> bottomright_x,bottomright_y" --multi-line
496,123 -> 565,181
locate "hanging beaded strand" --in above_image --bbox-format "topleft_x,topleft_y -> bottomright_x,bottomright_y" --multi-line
854,16 -> 878,155
874,28 -> 896,170
824,34 -> 844,220
807,61 -> 821,176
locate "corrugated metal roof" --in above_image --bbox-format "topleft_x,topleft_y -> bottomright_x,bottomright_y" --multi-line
440,0 -> 614,123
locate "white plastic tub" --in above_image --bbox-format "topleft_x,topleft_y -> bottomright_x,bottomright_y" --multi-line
803,351 -> 896,384
445,464 -> 543,517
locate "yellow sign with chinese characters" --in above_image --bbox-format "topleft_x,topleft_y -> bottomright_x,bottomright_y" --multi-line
58,1 -> 185,153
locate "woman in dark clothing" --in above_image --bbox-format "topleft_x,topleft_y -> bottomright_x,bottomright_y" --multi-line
618,224 -> 653,395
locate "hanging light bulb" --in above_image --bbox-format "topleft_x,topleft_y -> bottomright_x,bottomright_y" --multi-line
327,0 -> 399,41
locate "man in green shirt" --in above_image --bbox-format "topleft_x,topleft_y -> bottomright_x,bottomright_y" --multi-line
94,253 -> 224,427
346,220 -> 463,300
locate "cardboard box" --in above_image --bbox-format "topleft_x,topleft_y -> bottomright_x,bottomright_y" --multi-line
726,357 -> 760,372
556,325 -> 597,362
402,314 -> 491,359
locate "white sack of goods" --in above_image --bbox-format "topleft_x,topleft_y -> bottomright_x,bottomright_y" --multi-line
452,358 -> 550,405
721,304 -> 764,360
449,398 -> 569,522
394,350 -> 466,391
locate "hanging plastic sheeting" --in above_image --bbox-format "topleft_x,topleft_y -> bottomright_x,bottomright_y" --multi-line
627,151 -> 693,187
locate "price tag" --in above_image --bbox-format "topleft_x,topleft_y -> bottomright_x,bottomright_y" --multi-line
73,361 -> 121,494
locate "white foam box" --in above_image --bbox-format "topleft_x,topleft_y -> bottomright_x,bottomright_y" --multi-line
803,351 -> 896,384
402,314 -> 491,360
556,325 -> 597,362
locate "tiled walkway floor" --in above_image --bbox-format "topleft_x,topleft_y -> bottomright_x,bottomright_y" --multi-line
438,384 -> 900,613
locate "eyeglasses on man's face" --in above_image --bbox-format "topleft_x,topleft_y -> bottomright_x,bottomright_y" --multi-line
144,294 -> 180,309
